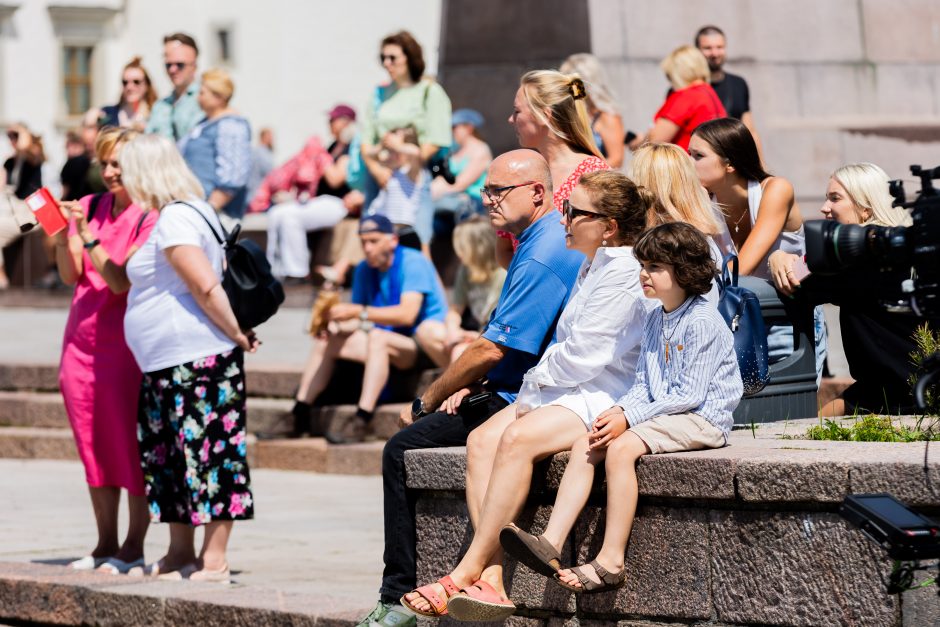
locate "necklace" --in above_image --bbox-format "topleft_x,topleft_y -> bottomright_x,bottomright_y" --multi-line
661,300 -> 693,363
730,208 -> 749,234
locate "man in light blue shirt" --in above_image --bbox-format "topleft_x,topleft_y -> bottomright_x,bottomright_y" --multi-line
146,33 -> 203,141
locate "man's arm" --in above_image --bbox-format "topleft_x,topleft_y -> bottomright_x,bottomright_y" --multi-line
421,336 -> 507,409
330,292 -> 424,328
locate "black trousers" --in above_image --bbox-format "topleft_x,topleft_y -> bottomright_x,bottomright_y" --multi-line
379,393 -> 509,602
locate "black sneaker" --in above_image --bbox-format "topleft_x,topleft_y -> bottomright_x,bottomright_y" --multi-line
325,415 -> 367,444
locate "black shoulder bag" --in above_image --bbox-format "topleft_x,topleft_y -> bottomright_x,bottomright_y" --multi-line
178,202 -> 284,329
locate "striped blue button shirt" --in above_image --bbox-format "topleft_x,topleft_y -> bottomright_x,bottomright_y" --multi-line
617,295 -> 743,435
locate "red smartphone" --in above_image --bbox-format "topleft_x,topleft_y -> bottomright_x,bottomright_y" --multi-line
25,188 -> 67,236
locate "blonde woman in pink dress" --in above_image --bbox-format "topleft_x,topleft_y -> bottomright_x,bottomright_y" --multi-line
55,127 -> 157,574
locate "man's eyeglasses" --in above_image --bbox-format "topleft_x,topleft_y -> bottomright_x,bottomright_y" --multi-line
165,62 -> 191,71
379,54 -> 400,64
482,181 -> 537,202
122,79 -> 144,86
562,198 -> 603,223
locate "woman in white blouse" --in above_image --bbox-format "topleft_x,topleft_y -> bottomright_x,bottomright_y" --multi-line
402,170 -> 656,618
121,134 -> 260,584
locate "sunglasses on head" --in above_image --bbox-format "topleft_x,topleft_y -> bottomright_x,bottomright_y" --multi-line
562,199 -> 603,223
122,78 -> 144,86
164,62 -> 189,71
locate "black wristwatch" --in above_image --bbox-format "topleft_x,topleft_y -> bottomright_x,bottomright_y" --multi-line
83,239 -> 101,250
411,397 -> 431,420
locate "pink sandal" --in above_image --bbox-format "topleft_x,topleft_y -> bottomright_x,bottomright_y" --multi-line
447,579 -> 516,621
400,575 -> 460,617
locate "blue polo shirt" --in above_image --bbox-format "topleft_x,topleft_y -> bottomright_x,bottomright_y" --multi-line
351,245 -> 447,336
483,212 -> 583,402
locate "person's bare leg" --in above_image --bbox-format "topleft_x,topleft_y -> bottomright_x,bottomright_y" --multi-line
557,432 -> 649,589
818,396 -> 847,417
414,320 -> 449,368
88,486 -> 121,558
403,405 -> 585,613
540,433 -> 606,550
354,329 -> 417,412
199,521 -> 233,571
113,493 -> 149,563
464,404 -> 517,526
156,523 -> 196,573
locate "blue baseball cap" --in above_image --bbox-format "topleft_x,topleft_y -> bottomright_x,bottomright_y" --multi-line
452,108 -> 484,128
358,214 -> 395,235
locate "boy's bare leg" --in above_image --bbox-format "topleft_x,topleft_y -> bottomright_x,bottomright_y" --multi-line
540,433 -> 606,551
557,431 -> 649,588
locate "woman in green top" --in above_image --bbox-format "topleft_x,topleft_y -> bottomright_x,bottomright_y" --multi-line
360,31 -> 453,248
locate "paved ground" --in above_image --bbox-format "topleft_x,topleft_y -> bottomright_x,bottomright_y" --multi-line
0,459 -> 384,604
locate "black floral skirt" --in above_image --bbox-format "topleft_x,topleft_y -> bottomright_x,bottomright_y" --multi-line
137,348 -> 254,525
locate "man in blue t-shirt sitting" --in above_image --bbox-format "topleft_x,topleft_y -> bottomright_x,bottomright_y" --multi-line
357,149 -> 584,626
293,214 -> 447,444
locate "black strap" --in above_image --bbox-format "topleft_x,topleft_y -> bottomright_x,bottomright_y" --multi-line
86,192 -> 105,221
173,200 -> 227,246
134,211 -> 150,238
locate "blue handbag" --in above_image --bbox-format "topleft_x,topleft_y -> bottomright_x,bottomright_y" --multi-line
717,254 -> 770,396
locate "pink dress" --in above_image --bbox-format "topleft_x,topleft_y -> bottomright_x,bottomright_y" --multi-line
59,193 -> 157,494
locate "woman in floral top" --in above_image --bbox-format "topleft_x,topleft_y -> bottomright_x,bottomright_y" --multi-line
498,69 -> 609,267
121,134 -> 260,584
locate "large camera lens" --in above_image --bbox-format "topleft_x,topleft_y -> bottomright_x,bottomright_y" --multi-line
805,220 -> 908,274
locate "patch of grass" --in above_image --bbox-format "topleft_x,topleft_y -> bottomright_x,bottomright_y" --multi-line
805,414 -> 940,442
909,323 -> 940,417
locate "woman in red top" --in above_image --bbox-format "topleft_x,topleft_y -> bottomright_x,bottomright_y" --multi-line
498,70 -> 609,267
629,45 -> 726,151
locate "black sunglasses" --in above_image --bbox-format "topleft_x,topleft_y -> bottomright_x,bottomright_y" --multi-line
122,79 -> 144,86
481,181 -> 537,202
164,62 -> 190,71
562,198 -> 603,223
379,54 -> 401,64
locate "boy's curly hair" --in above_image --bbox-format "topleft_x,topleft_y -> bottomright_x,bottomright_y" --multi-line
634,222 -> 716,296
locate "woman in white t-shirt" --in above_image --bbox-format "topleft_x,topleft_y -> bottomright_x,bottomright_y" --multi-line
120,134 -> 260,584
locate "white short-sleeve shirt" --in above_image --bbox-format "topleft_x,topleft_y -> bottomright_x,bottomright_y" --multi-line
125,198 -> 235,372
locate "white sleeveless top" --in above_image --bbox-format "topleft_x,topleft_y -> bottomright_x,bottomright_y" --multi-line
713,179 -> 804,280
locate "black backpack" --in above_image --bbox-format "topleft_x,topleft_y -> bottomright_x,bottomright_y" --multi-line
179,202 -> 284,330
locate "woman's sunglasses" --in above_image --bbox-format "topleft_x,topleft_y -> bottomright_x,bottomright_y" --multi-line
562,199 -> 603,223
122,79 -> 144,86
379,54 -> 401,64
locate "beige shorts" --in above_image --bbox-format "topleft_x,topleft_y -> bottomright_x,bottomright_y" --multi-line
628,413 -> 727,454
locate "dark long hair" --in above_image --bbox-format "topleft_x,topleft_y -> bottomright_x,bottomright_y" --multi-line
381,31 -> 425,83
692,117 -> 770,183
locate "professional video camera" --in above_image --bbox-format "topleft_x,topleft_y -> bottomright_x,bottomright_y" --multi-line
805,164 -> 940,411
805,164 -> 938,317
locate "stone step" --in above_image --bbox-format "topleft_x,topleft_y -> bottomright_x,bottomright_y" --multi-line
0,426 -> 385,476
0,561 -> 372,626
0,390 -> 406,442
0,362 -> 440,402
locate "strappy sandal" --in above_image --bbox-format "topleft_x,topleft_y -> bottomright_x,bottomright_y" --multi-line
447,579 -> 516,621
400,575 -> 460,617
499,523 -> 563,577
553,559 -> 626,594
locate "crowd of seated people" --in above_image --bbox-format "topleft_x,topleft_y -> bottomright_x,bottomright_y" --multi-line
5,20 -> 929,618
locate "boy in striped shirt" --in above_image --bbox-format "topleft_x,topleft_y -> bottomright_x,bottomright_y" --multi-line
501,222 -> 742,594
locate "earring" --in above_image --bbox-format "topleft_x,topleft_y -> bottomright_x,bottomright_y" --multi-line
602,239 -> 608,246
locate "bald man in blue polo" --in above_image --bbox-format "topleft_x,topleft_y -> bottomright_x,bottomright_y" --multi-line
359,149 -> 583,625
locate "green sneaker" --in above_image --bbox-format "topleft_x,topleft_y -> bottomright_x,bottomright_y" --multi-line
356,601 -> 416,627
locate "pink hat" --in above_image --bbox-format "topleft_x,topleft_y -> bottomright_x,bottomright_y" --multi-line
328,104 -> 356,122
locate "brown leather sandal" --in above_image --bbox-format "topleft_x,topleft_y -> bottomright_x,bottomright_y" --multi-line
499,523 -> 563,577
553,559 -> 626,594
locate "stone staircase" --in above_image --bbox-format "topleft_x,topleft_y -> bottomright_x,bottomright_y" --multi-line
0,362 -> 432,476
